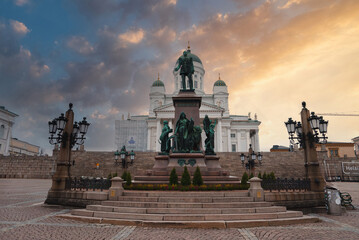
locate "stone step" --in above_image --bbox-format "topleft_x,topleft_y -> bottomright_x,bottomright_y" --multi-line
102,201 -> 272,209
134,176 -> 240,181
61,214 -> 319,229
122,190 -> 249,197
117,196 -> 254,203
71,209 -> 303,222
86,205 -> 286,215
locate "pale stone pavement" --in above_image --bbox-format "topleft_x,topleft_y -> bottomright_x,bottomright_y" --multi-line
0,179 -> 358,240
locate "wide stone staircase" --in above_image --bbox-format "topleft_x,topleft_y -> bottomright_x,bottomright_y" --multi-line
62,190 -> 319,228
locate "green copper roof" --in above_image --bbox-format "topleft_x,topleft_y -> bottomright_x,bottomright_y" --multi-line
176,50 -> 202,65
152,79 -> 164,87
214,79 -> 226,86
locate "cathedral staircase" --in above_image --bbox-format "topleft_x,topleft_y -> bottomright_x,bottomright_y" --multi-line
61,190 -> 319,228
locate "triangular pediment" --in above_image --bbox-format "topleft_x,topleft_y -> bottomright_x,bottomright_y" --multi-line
154,101 -> 224,113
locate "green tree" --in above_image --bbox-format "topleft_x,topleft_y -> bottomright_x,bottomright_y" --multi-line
181,166 -> 191,186
169,168 -> 178,185
257,172 -> 262,179
125,172 -> 132,186
240,172 -> 249,190
269,171 -> 276,180
263,172 -> 267,180
192,166 -> 203,186
249,172 -> 254,179
121,171 -> 128,181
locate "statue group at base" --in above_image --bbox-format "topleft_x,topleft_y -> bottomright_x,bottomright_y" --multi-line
159,113 -> 216,155
203,115 -> 216,155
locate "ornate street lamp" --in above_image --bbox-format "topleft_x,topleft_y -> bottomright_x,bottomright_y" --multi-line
284,102 -> 327,191
48,103 -> 90,165
46,103 -> 91,199
240,144 -> 262,174
129,150 -> 136,164
285,104 -> 328,148
116,146 -> 135,169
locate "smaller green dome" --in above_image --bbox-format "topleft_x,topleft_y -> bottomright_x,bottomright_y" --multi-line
214,79 -> 226,86
152,79 -> 164,87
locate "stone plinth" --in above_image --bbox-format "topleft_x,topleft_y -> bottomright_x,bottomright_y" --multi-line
108,177 -> 124,201
248,177 -> 264,202
172,90 -> 202,126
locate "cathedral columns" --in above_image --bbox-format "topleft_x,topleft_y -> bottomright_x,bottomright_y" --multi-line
147,127 -> 151,151
255,130 -> 260,152
156,119 -> 161,152
217,119 -> 223,152
227,128 -> 231,152
239,130 -> 249,152
169,119 -> 173,130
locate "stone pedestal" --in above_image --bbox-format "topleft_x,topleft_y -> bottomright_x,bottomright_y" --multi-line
172,90 -> 202,126
134,90 -> 240,185
248,177 -> 264,202
108,177 -> 124,201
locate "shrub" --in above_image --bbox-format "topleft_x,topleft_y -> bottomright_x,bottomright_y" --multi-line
125,172 -> 132,186
107,173 -> 113,179
192,166 -> 203,186
257,172 -> 262,179
169,168 -> 178,185
181,166 -> 191,186
249,172 -> 254,179
269,171 -> 276,180
263,172 -> 267,180
121,171 -> 128,181
240,172 -> 249,190
241,172 -> 249,185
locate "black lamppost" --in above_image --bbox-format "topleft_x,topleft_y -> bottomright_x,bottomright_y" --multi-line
284,101 -> 327,192
240,144 -> 262,175
114,146 -> 135,170
48,103 -> 90,166
46,103 -> 90,201
285,104 -> 328,149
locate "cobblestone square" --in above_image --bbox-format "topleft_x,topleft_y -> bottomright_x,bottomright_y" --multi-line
0,179 -> 358,240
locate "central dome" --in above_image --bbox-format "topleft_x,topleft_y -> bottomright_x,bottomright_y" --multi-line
175,50 -> 202,64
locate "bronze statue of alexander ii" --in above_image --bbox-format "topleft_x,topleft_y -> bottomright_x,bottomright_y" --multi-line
174,50 -> 194,91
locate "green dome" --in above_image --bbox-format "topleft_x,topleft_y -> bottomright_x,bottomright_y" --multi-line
214,79 -> 226,86
176,50 -> 202,65
152,79 -> 164,87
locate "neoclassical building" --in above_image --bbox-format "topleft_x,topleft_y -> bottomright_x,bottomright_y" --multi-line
0,106 -> 18,155
115,48 -> 260,153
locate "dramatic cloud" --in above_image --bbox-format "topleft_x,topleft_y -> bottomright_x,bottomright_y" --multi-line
118,28 -> 145,46
67,36 -> 94,55
1,0 -> 358,154
14,0 -> 30,7
9,20 -> 30,35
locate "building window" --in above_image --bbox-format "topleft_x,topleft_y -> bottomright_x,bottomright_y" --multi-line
195,74 -> 197,78
329,148 -> 339,157
194,81 -> 198,88
231,133 -> 235,138
232,144 -> 236,152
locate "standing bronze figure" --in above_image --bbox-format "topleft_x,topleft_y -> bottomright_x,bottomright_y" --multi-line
174,50 -> 194,90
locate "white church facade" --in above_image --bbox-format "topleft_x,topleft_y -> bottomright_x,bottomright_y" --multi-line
115,48 -> 260,153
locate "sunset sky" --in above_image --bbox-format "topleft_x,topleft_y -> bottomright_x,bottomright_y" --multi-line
1,0 -> 359,154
